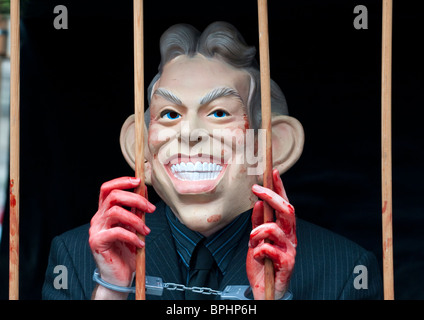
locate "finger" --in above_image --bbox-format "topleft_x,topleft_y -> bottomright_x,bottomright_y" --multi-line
251,201 -> 264,229
251,184 -> 296,247
104,205 -> 150,236
272,169 -> 289,202
252,241 -> 295,266
252,242 -> 281,265
249,223 -> 295,250
89,227 -> 145,253
252,184 -> 294,216
275,210 -> 297,247
252,241 -> 295,300
99,177 -> 140,206
102,189 -> 156,213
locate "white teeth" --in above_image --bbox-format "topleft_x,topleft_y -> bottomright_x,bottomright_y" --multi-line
195,161 -> 203,171
170,161 -> 224,181
170,161 -> 222,173
186,162 -> 195,171
172,171 -> 220,181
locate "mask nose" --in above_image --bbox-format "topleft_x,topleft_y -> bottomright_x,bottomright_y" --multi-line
177,120 -> 211,152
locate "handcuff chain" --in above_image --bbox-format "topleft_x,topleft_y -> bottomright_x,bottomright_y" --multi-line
163,282 -> 222,296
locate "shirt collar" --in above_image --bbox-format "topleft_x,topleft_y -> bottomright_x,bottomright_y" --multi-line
165,205 -> 252,275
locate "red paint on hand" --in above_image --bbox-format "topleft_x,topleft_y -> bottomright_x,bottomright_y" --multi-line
89,176 -> 155,290
247,173 -> 297,299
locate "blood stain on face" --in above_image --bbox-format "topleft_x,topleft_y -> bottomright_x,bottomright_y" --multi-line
243,114 -> 250,131
207,214 -> 221,223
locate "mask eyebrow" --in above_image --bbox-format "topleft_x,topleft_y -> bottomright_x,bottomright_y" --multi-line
153,88 -> 183,106
199,87 -> 244,106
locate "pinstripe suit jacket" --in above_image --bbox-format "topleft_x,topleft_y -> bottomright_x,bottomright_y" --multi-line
42,201 -> 383,300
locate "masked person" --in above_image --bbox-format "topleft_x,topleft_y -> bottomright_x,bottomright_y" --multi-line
42,22 -> 383,300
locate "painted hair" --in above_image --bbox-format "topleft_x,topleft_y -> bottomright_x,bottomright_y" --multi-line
145,21 -> 288,130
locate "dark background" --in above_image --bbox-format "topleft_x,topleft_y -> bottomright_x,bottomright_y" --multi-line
0,0 -> 422,300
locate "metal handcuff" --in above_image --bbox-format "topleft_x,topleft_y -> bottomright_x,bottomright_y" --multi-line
93,268 -> 293,300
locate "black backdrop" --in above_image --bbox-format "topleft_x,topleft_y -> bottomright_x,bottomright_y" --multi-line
1,0 -> 423,300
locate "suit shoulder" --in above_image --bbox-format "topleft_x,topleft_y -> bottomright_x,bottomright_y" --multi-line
292,218 -> 383,299
53,223 -> 90,246
43,223 -> 95,300
296,218 -> 367,256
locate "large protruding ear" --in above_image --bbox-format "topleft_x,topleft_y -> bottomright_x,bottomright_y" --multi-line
270,115 -> 304,175
119,115 -> 152,185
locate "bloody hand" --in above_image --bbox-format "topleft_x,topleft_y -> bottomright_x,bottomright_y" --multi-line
246,169 -> 296,300
89,177 -> 155,297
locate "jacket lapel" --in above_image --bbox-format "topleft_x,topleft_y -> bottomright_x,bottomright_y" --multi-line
144,201 -> 185,300
219,219 -> 251,289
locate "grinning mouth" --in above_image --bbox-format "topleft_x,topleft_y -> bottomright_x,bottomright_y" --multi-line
170,161 -> 224,181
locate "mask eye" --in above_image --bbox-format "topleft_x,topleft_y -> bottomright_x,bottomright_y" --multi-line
161,110 -> 181,120
208,110 -> 228,118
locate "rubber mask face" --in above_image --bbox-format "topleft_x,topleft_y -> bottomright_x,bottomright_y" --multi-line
147,54 -> 260,236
